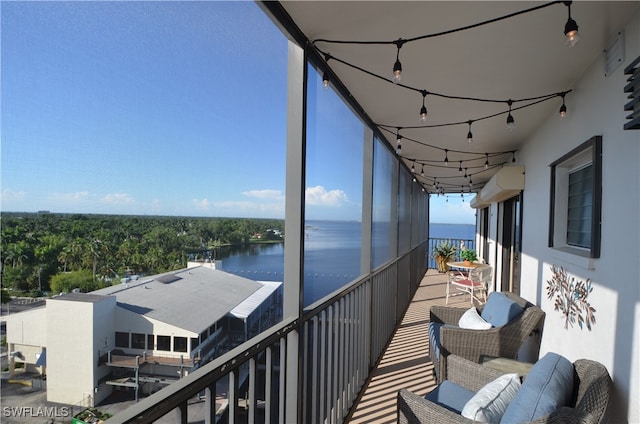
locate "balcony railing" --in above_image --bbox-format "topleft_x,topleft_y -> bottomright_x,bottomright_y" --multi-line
426,237 -> 476,270
109,242 -> 428,423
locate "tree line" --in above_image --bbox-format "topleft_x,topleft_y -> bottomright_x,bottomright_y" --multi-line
1,212 -> 284,296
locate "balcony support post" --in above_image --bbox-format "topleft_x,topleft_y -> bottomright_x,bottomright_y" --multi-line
173,402 -> 187,424
205,382 -> 216,424
283,38 -> 305,423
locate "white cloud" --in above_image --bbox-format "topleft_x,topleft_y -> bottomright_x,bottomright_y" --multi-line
242,189 -> 284,201
192,198 -> 211,211
100,193 -> 134,205
212,200 -> 284,218
49,191 -> 89,202
305,185 -> 349,207
1,188 -> 26,201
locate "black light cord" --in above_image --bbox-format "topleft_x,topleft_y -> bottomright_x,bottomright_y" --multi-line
318,50 -> 571,108
313,1 -> 563,46
377,93 -> 569,131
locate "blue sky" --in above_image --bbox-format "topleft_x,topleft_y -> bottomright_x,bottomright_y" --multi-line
1,1 -> 475,225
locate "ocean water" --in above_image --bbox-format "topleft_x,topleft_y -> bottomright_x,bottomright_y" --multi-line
217,220 -> 474,306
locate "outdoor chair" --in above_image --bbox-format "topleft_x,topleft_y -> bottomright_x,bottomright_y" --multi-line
447,265 -> 492,305
429,291 -> 545,383
398,353 -> 612,424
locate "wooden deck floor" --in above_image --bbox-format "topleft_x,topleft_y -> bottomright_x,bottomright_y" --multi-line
347,269 -> 480,423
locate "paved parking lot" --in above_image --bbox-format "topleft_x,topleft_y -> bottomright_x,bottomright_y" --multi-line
1,372 -> 140,423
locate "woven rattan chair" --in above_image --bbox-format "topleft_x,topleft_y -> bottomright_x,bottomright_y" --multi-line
398,355 -> 612,424
429,291 -> 545,382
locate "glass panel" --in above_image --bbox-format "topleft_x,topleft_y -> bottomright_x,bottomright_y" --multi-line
157,335 -> 171,351
304,65 -> 364,306
1,1 -> 289,355
115,332 -> 129,348
372,138 -> 395,268
411,182 -> 428,247
398,167 -> 412,254
147,334 -> 155,350
173,336 -> 187,353
131,333 -> 146,349
567,165 -> 592,248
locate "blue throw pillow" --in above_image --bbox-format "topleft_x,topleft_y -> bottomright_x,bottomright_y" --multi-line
426,380 -> 475,415
501,352 -> 574,423
480,292 -> 524,327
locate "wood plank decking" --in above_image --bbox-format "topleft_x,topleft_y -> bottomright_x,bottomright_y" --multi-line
347,269 -> 480,423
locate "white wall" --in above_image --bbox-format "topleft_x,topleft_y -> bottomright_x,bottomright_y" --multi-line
92,296 -> 116,405
46,296 -> 116,406
5,307 -> 47,346
5,307 -> 47,372
518,9 -> 639,423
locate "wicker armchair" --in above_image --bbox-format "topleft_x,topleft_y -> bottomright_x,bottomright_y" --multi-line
398,355 -> 612,424
429,291 -> 545,382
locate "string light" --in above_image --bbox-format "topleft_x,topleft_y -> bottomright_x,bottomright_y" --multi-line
309,2 -> 581,194
506,99 -> 515,130
419,90 -> 428,122
411,160 -> 416,173
564,1 -> 580,47
322,53 -> 331,90
559,93 -> 567,118
392,39 -> 404,83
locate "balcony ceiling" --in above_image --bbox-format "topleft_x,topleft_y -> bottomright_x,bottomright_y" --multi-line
279,1 -> 639,194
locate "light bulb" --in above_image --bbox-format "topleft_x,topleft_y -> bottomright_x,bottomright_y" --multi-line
559,103 -> 567,118
392,59 -> 402,83
564,19 -> 580,47
564,2 -> 580,48
419,105 -> 427,122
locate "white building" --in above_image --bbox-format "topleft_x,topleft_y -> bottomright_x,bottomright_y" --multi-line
4,266 -> 282,407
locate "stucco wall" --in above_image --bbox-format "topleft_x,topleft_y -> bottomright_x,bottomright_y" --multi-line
46,296 -> 116,406
5,306 -> 46,347
519,9 -> 640,423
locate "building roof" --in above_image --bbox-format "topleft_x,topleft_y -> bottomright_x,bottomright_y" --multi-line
52,292 -> 109,303
229,281 -> 282,320
92,266 -> 264,333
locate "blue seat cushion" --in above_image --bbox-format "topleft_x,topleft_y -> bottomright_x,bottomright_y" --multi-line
501,352 -> 574,423
426,380 -> 475,414
480,292 -> 524,327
